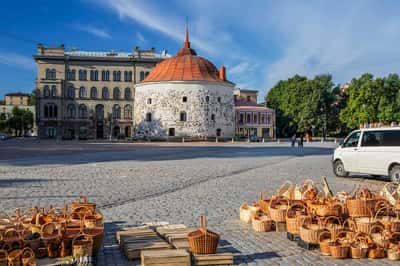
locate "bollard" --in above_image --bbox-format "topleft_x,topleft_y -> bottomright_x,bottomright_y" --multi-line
247,137 -> 250,143
231,138 -> 234,143
216,137 -> 218,143
262,138 -> 265,143
321,138 -> 324,143
334,138 -> 337,144
182,137 -> 185,143
277,138 -> 280,144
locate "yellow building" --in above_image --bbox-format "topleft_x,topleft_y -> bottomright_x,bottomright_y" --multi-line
5,92 -> 30,106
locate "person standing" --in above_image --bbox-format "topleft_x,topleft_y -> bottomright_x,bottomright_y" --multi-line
291,133 -> 296,147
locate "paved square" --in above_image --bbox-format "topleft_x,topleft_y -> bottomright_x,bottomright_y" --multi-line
0,140 -> 393,265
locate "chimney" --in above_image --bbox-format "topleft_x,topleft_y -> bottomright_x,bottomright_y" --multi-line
219,66 -> 226,81
37,43 -> 44,55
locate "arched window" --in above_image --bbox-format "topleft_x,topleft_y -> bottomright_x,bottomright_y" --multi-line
51,69 -> 56,80
140,71 -> 145,81
112,104 -> 121,119
79,87 -> 86,98
113,87 -> 120,99
147,98 -> 152,105
51,85 -> 57,97
95,104 -> 104,120
67,104 -> 76,118
217,97 -> 221,103
102,87 -> 109,99
211,114 -> 215,121
67,86 -> 75,98
90,87 -> 97,99
124,87 -> 131,99
43,86 -> 50,98
146,113 -> 152,122
124,71 -> 128,81
79,70 -> 87,80
180,111 -> 187,122
71,70 -> 75,80
205,96 -> 209,103
106,70 -> 109,81
124,105 -> 132,119
45,69 -> 51,80
78,104 -> 88,119
125,71 -> 132,81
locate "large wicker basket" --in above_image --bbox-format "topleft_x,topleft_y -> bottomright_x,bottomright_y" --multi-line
0,250 -> 7,266
350,232 -> 369,259
323,216 -> 343,240
71,196 -> 96,212
239,202 -> 260,224
346,188 -> 378,217
268,197 -> 289,223
318,230 -> 331,256
309,199 -> 342,217
299,217 -> 322,244
252,215 -> 272,232
188,216 -> 220,255
286,203 -> 307,235
329,238 -> 350,259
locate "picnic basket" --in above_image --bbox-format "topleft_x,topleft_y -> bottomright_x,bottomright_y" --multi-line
188,215 -> 220,254
350,232 -> 369,259
72,234 -> 93,258
286,203 -> 307,235
299,216 -> 323,244
252,214 -> 272,232
0,250 -> 7,266
71,196 -> 96,212
318,230 -> 331,256
346,188 -> 378,217
368,243 -> 386,259
268,197 -> 289,222
323,216 -> 343,240
239,202 -> 260,224
329,235 -> 350,259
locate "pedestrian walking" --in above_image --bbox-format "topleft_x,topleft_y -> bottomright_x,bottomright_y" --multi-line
291,133 -> 296,147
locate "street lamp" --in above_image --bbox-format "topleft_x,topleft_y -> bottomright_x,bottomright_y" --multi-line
320,107 -> 327,141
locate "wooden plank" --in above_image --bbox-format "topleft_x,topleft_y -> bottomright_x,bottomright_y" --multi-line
194,260 -> 233,265
193,252 -> 234,266
141,249 -> 190,266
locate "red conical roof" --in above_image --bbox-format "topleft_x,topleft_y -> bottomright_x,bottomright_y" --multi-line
142,24 -> 230,84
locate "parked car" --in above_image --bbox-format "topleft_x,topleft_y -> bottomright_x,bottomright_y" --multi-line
0,133 -> 8,140
332,127 -> 400,182
249,135 -> 261,142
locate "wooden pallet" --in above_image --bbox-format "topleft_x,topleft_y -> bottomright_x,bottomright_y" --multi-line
192,253 -> 234,266
156,225 -> 194,251
141,249 -> 191,266
286,232 -> 300,241
297,238 -> 319,250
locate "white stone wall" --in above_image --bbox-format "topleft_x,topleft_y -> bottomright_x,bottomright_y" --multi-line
134,81 -> 235,138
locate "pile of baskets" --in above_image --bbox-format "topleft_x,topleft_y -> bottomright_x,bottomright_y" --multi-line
0,196 -> 104,265
240,179 -> 400,260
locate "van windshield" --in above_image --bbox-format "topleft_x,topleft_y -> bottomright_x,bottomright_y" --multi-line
361,130 -> 400,146
343,131 -> 360,148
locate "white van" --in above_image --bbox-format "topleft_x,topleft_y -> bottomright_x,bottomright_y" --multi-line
332,127 -> 400,181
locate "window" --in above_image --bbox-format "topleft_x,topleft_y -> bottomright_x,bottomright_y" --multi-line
239,113 -> 244,124
79,87 -> 86,98
124,105 -> 132,119
147,98 -> 152,104
95,104 -> 104,120
211,114 -> 215,121
180,111 -> 187,122
51,69 -> 56,80
112,104 -> 121,119
46,68 -> 56,80
43,86 -> 50,98
266,113 -> 272,125
247,96 -> 251,102
113,70 -> 121,81
102,87 -> 109,99
44,103 -> 57,118
217,97 -> 221,103
125,71 -> 132,82
361,130 -> 400,147
246,114 -> 251,123
113,87 -> 120,99
67,69 -> 76,80
90,70 -> 98,81
78,104 -> 88,119
124,88 -> 131,99
46,127 -> 56,138
67,104 -> 76,118
140,71 -> 145,81
146,113 -> 152,122
182,96 -> 187,102
90,87 -> 97,99
45,69 -> 51,80
67,87 -> 75,98
51,85 -> 57,97
79,70 -> 87,81
168,128 -> 175,137
216,128 -> 221,137
343,131 -> 361,148
253,114 -> 258,124
206,96 -> 210,103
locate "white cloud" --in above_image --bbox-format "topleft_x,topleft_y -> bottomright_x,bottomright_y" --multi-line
136,32 -> 146,43
74,24 -> 111,39
0,52 -> 35,70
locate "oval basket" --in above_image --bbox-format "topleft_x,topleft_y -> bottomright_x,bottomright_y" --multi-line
188,216 -> 220,255
268,197 -> 289,223
318,230 -> 331,256
252,215 -> 272,232
72,234 -> 93,258
71,196 -> 96,212
0,250 -> 7,266
239,202 -> 260,224
286,203 -> 307,235
299,217 -> 322,244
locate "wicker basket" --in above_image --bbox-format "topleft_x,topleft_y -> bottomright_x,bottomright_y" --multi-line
277,181 -> 294,200
354,208 -> 377,234
188,216 -> 220,255
7,249 -> 22,266
368,244 -> 386,259
323,216 -> 343,240
240,202 -> 260,224
369,224 -> 389,248
309,200 -> 342,217
380,182 -> 400,206
83,227 -> 104,253
0,250 -> 7,266
299,217 -> 322,244
375,206 -> 400,232
258,192 -> 270,215
350,232 -> 369,259
286,203 -> 307,235
23,232 -> 41,252
346,188 -> 378,217
318,230 -> 331,256
21,247 -> 34,266
252,215 -> 272,232
41,222 -> 59,245
72,234 -> 93,258
71,196 -> 96,212
329,238 -> 350,259
293,179 -> 316,200
268,197 -> 289,222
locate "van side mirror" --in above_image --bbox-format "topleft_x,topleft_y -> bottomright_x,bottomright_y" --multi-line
339,139 -> 344,146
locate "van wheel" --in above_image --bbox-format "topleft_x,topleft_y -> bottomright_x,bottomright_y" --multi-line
333,160 -> 348,177
389,165 -> 400,182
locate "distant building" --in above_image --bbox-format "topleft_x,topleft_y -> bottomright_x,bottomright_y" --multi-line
234,89 -> 275,139
5,92 -> 30,106
34,43 -> 169,139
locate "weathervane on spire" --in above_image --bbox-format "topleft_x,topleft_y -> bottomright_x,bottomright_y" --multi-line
184,17 -> 190,48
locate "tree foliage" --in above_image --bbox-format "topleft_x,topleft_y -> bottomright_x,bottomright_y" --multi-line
6,107 -> 34,136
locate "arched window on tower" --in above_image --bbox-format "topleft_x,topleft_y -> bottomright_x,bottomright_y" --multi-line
180,111 -> 187,122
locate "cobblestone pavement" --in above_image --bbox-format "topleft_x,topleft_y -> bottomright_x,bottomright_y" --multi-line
0,140 -> 394,265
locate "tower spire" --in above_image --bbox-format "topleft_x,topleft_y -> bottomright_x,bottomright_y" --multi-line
184,17 -> 190,48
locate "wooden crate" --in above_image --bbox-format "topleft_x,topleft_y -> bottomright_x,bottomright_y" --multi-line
156,225 -> 194,251
141,249 -> 190,266
192,253 -> 234,266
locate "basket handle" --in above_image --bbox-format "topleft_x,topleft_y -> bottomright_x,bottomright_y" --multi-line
324,216 -> 342,227
369,223 -> 385,235
3,228 -> 21,239
72,233 -> 92,245
318,230 -> 331,242
343,218 -> 357,231
286,203 -> 307,219
374,205 -> 393,220
21,247 -> 35,259
200,215 -> 207,230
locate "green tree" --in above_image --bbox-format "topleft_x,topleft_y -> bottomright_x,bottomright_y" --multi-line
0,113 -> 7,132
28,89 -> 36,106
7,107 -> 34,136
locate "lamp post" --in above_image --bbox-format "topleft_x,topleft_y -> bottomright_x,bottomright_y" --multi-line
320,107 -> 326,141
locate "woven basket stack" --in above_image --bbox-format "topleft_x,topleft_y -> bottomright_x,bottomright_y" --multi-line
240,178 -> 400,260
0,196 -> 103,265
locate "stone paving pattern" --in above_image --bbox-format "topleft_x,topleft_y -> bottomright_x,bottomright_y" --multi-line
0,140 -> 395,265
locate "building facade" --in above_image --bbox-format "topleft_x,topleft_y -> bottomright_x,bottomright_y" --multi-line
234,89 -> 275,139
5,92 -> 30,106
34,44 -> 169,139
134,27 -> 235,139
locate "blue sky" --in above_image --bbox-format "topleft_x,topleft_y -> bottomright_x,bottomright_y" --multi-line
1,0 -> 400,101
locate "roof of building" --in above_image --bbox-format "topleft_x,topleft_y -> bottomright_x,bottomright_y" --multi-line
142,25 -> 233,85
5,92 -> 30,97
64,50 -> 170,59
234,100 -> 274,111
